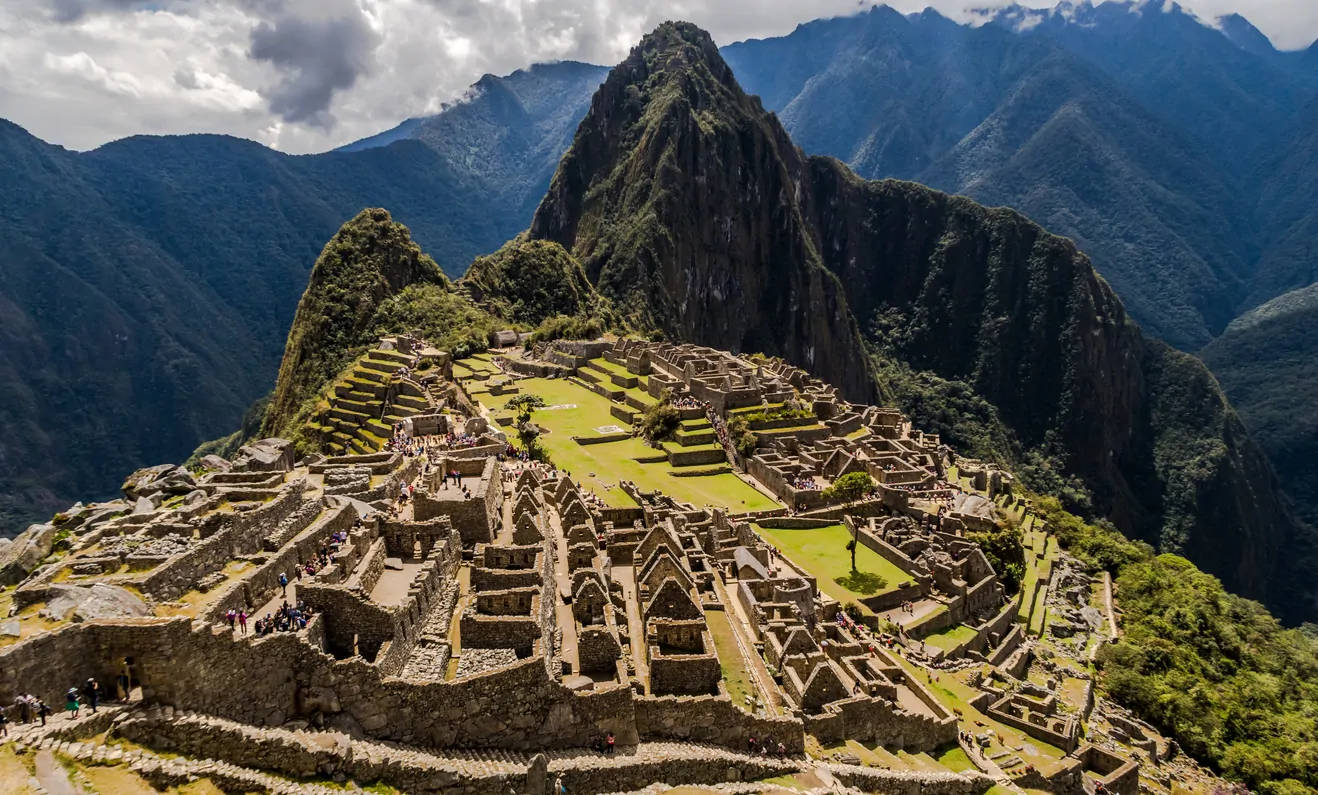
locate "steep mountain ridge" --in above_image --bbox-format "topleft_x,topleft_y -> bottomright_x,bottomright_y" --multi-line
527,21 -> 1315,620
528,24 -> 876,402
341,61 -> 609,221
1202,283 -> 1318,528
0,65 -> 591,533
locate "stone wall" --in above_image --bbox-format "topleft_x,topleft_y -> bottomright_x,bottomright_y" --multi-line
413,458 -> 501,544
805,696 -> 957,751
204,502 -> 358,624
828,764 -> 993,795
140,483 -> 309,601
649,653 -> 720,696
633,695 -> 804,752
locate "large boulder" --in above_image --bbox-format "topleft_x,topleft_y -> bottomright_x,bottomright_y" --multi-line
231,438 -> 295,473
0,524 -> 57,585
198,454 -> 232,472
122,465 -> 197,499
82,500 -> 130,530
39,583 -> 150,622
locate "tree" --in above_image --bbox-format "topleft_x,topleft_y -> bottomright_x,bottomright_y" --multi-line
823,472 -> 875,504
846,537 -> 858,572
507,394 -> 547,457
640,389 -> 681,443
728,415 -> 758,458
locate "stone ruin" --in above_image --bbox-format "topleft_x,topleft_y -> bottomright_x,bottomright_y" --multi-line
0,335 -> 1164,794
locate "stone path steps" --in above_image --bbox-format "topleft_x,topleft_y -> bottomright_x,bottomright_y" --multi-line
13,729 -> 343,795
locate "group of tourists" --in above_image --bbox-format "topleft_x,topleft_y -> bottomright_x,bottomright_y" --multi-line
790,476 -> 820,491
438,430 -> 483,450
254,599 -> 314,635
747,736 -> 790,756
224,608 -> 250,634
386,426 -> 426,456
0,692 -> 52,734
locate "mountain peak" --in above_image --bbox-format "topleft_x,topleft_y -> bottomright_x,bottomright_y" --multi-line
618,21 -> 738,97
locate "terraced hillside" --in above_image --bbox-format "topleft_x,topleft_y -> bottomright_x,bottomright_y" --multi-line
301,344 -> 447,455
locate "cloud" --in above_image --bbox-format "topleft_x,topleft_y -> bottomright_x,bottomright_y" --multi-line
48,0 -> 175,24
2,0 -> 1316,154
248,2 -> 382,128
42,51 -> 143,97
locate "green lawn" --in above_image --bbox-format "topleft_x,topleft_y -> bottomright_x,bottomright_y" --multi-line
934,744 -> 977,772
466,374 -> 778,511
922,623 -> 979,651
705,608 -> 758,709
754,523 -> 915,606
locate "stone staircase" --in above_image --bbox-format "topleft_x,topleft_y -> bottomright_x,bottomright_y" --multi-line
60,705 -> 804,794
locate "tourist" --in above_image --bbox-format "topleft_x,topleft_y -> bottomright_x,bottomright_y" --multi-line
605,731 -> 615,755
226,609 -> 237,630
554,773 -> 566,794
65,688 -> 80,719
0,706 -> 8,737
15,694 -> 30,724
83,677 -> 100,714
37,699 -> 50,726
279,572 -> 289,596
777,741 -> 787,756
238,609 -> 248,634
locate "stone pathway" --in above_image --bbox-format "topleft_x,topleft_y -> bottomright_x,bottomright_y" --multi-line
611,564 -> 650,690
33,749 -> 76,795
711,574 -> 783,714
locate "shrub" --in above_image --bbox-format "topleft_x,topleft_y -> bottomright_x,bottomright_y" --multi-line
640,389 -> 681,443
823,472 -> 875,503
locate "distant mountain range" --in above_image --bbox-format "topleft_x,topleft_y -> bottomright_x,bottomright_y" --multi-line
3,0 -> 1318,540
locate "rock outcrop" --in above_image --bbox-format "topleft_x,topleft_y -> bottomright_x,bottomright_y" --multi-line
39,584 -> 150,623
0,524 -> 56,586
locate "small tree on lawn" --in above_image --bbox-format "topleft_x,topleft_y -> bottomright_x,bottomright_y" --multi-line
823,471 -> 875,505
506,394 -> 547,457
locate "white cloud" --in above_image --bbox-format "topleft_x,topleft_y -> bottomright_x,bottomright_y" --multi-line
0,0 -> 1314,154
42,51 -> 143,97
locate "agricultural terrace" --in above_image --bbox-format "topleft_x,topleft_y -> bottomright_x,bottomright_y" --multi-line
462,370 -> 778,512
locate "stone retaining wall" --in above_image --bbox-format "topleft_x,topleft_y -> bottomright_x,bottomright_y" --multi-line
140,482 -> 309,602
633,695 -> 803,752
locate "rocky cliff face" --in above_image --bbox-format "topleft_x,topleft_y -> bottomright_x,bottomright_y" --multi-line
528,23 -> 876,403
528,22 -> 1316,619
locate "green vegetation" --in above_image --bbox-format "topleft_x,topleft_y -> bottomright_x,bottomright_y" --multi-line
965,523 -> 1026,594
463,239 -> 612,327
466,375 -> 775,511
524,314 -> 610,347
732,404 -> 815,425
262,209 -> 449,437
640,390 -> 681,443
1201,283 -> 1318,526
705,608 -> 759,709
369,283 -> 498,358
1012,492 -> 1317,793
727,415 -> 759,458
1099,555 -> 1318,793
508,394 -> 548,459
822,471 -> 874,504
754,523 -> 912,605
922,623 -> 978,652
